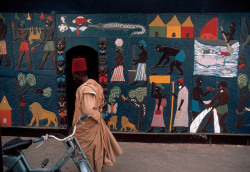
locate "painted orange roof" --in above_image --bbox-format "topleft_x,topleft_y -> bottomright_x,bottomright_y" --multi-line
149,15 -> 166,27
0,96 -> 12,110
182,16 -> 194,27
166,15 -> 181,26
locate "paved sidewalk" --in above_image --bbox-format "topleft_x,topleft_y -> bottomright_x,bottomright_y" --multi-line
2,136 -> 250,172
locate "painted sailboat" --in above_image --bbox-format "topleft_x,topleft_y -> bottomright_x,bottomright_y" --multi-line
194,17 -> 239,78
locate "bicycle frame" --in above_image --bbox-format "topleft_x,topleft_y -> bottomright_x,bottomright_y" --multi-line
3,115 -> 94,172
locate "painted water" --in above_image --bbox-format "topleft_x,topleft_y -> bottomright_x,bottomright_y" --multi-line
193,38 -> 239,78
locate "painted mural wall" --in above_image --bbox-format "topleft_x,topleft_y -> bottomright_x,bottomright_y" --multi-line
0,12 -> 249,134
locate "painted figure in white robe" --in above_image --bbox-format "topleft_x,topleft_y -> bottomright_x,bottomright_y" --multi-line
171,77 -> 189,133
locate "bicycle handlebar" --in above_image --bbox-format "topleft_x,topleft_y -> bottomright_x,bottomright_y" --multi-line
80,114 -> 89,121
33,137 -> 44,143
34,114 -> 89,144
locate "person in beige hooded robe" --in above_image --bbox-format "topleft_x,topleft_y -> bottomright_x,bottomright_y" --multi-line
72,57 -> 122,172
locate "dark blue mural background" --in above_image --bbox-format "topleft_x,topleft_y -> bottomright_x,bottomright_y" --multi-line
0,12 -> 249,134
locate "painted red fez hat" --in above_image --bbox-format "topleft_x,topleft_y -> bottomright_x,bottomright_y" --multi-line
47,16 -> 53,22
178,77 -> 184,84
72,58 -> 87,72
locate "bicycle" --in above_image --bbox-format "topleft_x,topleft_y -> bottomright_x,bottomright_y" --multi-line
2,114 -> 94,172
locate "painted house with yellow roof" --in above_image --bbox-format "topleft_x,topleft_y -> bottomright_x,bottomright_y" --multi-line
0,96 -> 12,126
181,16 -> 194,39
148,15 -> 166,37
166,15 -> 181,38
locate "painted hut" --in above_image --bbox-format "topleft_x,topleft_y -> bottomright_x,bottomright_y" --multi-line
0,96 -> 12,126
200,17 -> 218,40
148,15 -> 166,38
166,15 -> 181,38
181,16 -> 194,39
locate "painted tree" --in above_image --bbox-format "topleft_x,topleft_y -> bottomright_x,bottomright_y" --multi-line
15,72 -> 51,126
120,87 -> 147,132
235,73 -> 250,129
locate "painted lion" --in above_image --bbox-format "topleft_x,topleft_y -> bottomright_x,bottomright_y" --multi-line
108,116 -> 117,130
29,102 -> 58,127
120,116 -> 136,132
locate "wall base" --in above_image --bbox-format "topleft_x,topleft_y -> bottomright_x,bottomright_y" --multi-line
1,127 -> 250,145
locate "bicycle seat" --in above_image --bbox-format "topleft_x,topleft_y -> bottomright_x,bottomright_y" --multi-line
3,138 -> 32,155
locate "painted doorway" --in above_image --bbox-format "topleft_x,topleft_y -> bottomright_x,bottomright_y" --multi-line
66,45 -> 98,127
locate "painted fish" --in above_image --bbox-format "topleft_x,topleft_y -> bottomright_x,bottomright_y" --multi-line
220,52 -> 230,56
221,69 -> 231,74
196,55 -> 224,67
72,16 -> 91,25
202,49 -> 211,54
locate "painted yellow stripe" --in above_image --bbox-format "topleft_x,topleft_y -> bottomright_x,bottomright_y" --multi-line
149,75 -> 171,84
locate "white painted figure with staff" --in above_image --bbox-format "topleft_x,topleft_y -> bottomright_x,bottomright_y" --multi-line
171,77 -> 189,133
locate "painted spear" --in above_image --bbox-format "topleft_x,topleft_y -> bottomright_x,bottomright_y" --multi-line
169,81 -> 175,132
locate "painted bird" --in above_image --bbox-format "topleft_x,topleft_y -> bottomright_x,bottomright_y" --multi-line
72,16 -> 91,25
69,26 -> 87,36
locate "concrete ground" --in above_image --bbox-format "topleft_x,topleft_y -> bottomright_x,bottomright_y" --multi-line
2,136 -> 250,172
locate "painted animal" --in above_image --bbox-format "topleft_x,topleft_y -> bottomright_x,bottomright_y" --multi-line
72,16 -> 91,25
120,116 -> 136,132
108,116 -> 117,130
29,27 -> 42,45
29,102 -> 58,127
196,55 -> 224,67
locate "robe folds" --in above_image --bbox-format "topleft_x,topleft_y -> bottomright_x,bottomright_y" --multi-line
73,79 -> 122,172
173,86 -> 189,127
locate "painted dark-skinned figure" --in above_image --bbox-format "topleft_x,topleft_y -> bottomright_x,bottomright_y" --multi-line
37,16 -> 56,70
171,77 -> 189,133
13,20 -> 32,69
98,38 -> 107,55
58,95 -> 67,127
166,47 -> 185,75
154,44 -> 173,68
154,44 -> 185,75
130,40 -> 148,85
57,56 -> 65,92
0,18 -> 11,67
72,58 -> 122,172
222,22 -> 236,43
99,57 -> 108,93
191,77 -> 211,120
56,38 -> 65,55
110,46 -> 126,85
200,81 -> 229,133
147,82 -> 166,133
